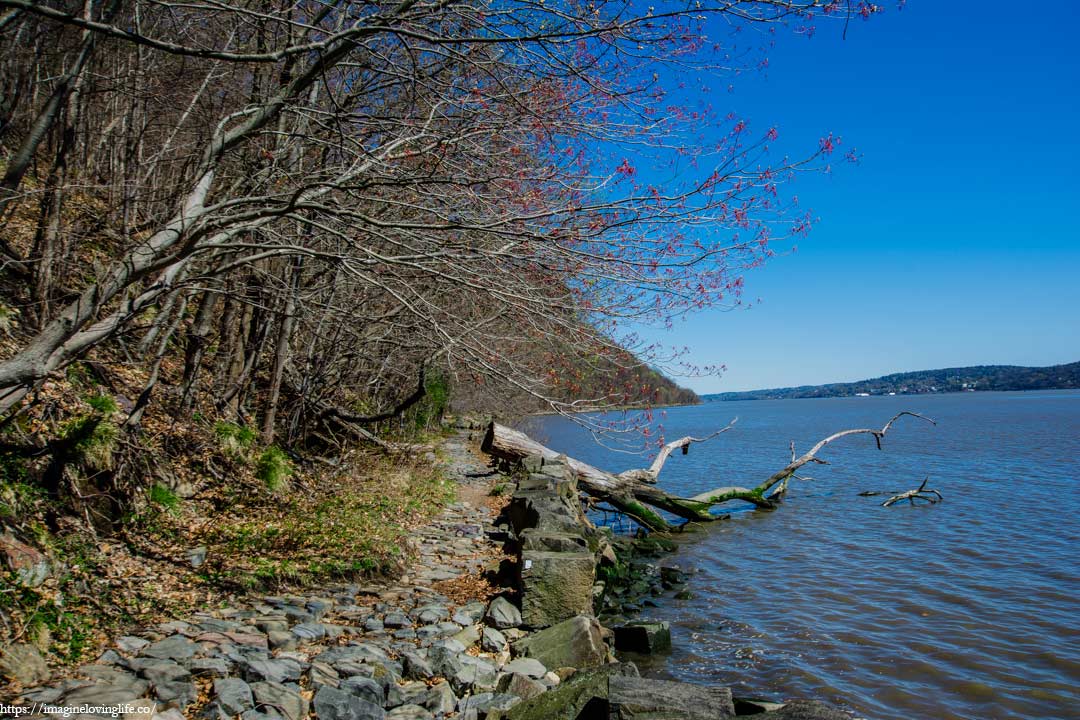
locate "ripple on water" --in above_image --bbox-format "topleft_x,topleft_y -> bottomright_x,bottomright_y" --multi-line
535,391 -> 1080,720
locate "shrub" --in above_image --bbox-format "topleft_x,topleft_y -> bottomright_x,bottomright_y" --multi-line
255,446 -> 292,491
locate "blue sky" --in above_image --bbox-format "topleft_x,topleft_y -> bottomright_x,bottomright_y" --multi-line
644,1 -> 1080,393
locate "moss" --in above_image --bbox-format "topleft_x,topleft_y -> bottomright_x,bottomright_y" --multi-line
0,576 -> 93,663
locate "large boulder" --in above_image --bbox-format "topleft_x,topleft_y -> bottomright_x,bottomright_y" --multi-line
512,616 -> 607,671
607,676 -> 734,719
485,597 -> 522,630
612,622 -> 672,654
0,643 -> 50,685
496,662 -> 639,720
520,551 -> 596,629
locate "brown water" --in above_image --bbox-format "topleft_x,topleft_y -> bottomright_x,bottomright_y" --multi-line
531,391 -> 1080,720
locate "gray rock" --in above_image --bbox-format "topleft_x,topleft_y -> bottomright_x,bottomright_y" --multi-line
254,616 -> 289,633
485,597 -> 522,629
393,628 -> 417,640
62,683 -> 144,708
519,550 -> 595,629
316,643 -> 390,666
250,681 -> 308,720
190,657 -> 232,678
512,615 -> 606,671
364,617 -> 385,632
607,676 -> 734,719
503,658 -> 546,679
306,598 -> 334,620
242,657 -> 302,684
401,651 -> 434,680
452,624 -> 481,648
385,680 -> 430,708
481,627 -> 506,653
415,624 -> 443,641
130,658 -> 190,686
215,677 -> 254,715
186,546 -> 207,568
155,679 -> 198,708
385,704 -> 433,720
307,661 -> 340,690
414,605 -> 449,625
78,664 -> 144,688
443,655 -> 498,693
292,622 -> 326,640
496,672 -> 547,701
460,692 -> 521,716
96,649 -> 125,665
422,681 -> 457,715
313,685 -> 385,720
383,612 -> 412,629
495,662 -> 638,720
116,636 -> 151,653
612,622 -> 672,654
140,635 -> 197,661
267,630 -> 297,651
340,675 -> 384,706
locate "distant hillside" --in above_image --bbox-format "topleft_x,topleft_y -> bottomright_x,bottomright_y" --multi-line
703,362 -> 1080,401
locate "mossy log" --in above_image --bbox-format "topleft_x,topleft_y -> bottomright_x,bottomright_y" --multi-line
482,412 -> 934,532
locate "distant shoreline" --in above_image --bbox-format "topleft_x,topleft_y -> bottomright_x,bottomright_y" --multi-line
704,361 -> 1080,402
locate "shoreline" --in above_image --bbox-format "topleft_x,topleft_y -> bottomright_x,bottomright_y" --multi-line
9,429 -> 852,720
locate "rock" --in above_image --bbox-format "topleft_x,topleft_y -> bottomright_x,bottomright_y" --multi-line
385,704 -> 433,720
423,681 -> 457,715
453,624 -> 481,648
607,676 -> 734,718
519,530 -> 589,553
0,533 -> 52,587
315,643 -> 389,666
241,657 -> 302,684
62,683 -> 145,708
189,658 -> 231,678
185,546 -> 207,568
215,677 -> 254,715
519,551 -> 595,629
499,662 -> 639,720
503,658 -> 546,679
254,616 -> 289,633
456,602 -> 486,624
155,679 -> 199,708
0,643 -> 49,685
267,630 -> 297,651
512,616 -> 606,671
414,604 -> 449,624
383,612 -> 412,629
364,617 -> 385,632
292,622 -> 326,640
485,596 -> 522,629
386,680 -> 430,708
340,675 -> 384,706
496,672 -> 547,701
481,626 -> 506,652
401,651 -> 434,680
250,681 -> 308,720
759,699 -> 853,719
116,636 -> 151,654
314,685 -> 385,720
612,622 -> 671,654
139,634 -> 197,661
132,658 -> 190,686
307,661 -> 340,690
460,692 -> 521,716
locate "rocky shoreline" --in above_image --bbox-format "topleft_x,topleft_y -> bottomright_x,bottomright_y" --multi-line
6,431 -> 853,719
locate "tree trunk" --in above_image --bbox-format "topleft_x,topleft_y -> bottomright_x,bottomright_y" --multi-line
482,412 -> 935,532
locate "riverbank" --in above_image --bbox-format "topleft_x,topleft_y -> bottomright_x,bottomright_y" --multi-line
5,429 -> 852,719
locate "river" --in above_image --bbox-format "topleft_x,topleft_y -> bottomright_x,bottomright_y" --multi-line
527,391 -> 1080,720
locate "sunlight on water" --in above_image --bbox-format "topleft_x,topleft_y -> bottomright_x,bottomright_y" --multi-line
532,391 -> 1080,720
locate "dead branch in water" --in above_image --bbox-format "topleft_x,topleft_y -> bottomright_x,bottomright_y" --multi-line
882,477 -> 943,507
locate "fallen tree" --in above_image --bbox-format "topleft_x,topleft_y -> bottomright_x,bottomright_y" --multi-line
482,412 -> 935,532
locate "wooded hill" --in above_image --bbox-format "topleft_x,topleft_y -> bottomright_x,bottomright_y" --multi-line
704,361 -> 1080,401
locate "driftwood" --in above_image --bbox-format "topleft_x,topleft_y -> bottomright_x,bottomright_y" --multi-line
882,477 -> 943,507
483,411 -> 935,532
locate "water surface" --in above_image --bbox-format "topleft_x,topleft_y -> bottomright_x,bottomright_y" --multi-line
529,391 -> 1080,720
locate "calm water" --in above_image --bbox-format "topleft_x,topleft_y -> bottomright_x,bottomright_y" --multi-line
528,391 -> 1080,720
